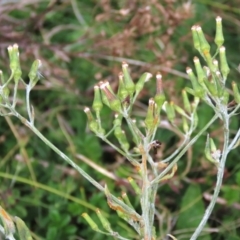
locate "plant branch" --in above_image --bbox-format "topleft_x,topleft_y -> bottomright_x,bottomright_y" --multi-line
151,114 -> 218,185
190,115 -> 230,240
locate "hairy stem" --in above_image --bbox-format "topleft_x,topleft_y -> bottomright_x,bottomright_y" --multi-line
190,115 -> 229,240
151,114 -> 218,185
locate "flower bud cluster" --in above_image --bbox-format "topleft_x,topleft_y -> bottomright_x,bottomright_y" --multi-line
188,17 -> 239,109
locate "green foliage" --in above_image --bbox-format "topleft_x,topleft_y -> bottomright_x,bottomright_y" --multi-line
176,185 -> 211,240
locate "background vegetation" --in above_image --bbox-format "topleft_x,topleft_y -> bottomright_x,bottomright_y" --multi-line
1,0 -> 240,239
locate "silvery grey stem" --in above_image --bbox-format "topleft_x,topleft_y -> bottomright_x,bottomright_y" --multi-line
190,111 -> 230,239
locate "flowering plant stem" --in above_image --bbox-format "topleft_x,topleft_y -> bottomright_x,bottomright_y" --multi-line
191,115 -> 229,239
1,17 -> 240,240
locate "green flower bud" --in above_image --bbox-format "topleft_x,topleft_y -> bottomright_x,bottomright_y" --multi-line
122,62 -> 135,95
114,126 -> 129,151
191,25 -> 201,52
186,67 -> 205,98
214,71 -> 225,97
203,66 -> 210,77
232,81 -> 240,104
205,135 -> 220,166
145,98 -> 158,131
193,57 -> 207,85
213,59 -> 219,71
11,44 -> 22,82
182,89 -> 191,113
203,51 -> 215,72
99,82 -> 110,106
117,72 -> 128,101
203,78 -> 218,96
7,46 -> 13,63
82,213 -> 99,231
113,114 -> 122,127
210,138 -> 217,152
127,177 -> 141,195
154,73 -> 166,111
135,72 -> 152,94
121,132 -> 130,151
196,26 -> 211,54
96,208 -> 112,232
84,107 -> 98,133
7,45 -> 20,82
121,192 -> 134,209
28,59 -> 42,89
185,87 -> 195,96
0,70 -> 5,85
165,101 -> 175,123
100,82 -> 122,112
191,97 -> 200,112
215,16 -> 224,48
92,85 -> 103,114
219,46 -> 230,80
215,71 -> 222,82
174,104 -> 187,117
110,99 -> 122,113
84,107 -> 94,121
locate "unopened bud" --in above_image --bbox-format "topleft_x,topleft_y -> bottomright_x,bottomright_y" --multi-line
92,86 -> 103,114
96,208 -> 112,232
84,107 -> 98,132
182,89 -> 191,113
203,51 -> 215,72
219,46 -> 230,80
113,114 -> 122,127
145,98 -> 158,131
215,16 -> 224,48
29,59 -> 42,89
0,70 -> 5,84
165,101 -> 176,123
204,78 -> 218,96
205,135 -> 219,166
186,67 -> 205,98
232,81 -> 240,104
114,127 -> 130,151
127,177 -> 141,195
174,104 -> 187,117
193,57 -> 207,85
100,82 -> 122,112
135,72 -> 152,93
122,62 -> 135,95
117,72 -> 128,101
191,25 -> 201,52
82,213 -> 99,231
154,73 -> 165,111
121,192 -> 134,209
196,26 -> 210,53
